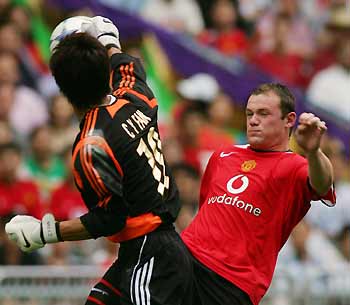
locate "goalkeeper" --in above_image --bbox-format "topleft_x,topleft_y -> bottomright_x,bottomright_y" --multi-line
6,16 -> 194,305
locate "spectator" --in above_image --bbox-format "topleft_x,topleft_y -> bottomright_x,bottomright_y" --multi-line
22,124 -> 66,200
48,94 -> 78,155
8,4 -> 48,74
0,50 -> 19,83
306,137 -> 350,237
0,83 -> 23,144
6,3 -> 59,98
255,0 -> 315,58
336,226 -> 350,260
0,20 -> 39,90
176,104 -> 206,172
0,120 -> 15,145
207,91 -> 246,144
174,73 -> 234,172
250,13 -> 308,88
48,144 -> 94,267
0,142 -> 43,219
0,52 -> 48,138
238,0 -> 271,23
48,146 -> 87,221
171,163 -> 201,232
307,39 -> 350,122
197,0 -> 249,56
0,0 -> 9,12
174,72 -> 220,122
141,0 -> 204,35
275,220 -> 347,303
162,137 -> 184,167
305,4 -> 350,80
207,92 -> 235,131
287,221 -> 345,272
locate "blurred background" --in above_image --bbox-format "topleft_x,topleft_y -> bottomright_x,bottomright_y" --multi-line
0,0 -> 349,304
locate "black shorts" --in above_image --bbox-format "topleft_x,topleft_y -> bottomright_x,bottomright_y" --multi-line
85,227 -> 194,305
192,256 -> 253,305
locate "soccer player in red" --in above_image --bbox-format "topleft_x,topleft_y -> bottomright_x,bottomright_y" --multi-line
6,17 -> 194,305
182,83 -> 335,305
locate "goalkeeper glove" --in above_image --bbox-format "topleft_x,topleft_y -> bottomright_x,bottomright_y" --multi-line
5,214 -> 62,253
87,16 -> 121,50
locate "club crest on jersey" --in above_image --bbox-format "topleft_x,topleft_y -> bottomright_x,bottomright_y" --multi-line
241,160 -> 256,172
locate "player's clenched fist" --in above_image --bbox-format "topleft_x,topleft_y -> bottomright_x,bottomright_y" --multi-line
5,214 -> 61,253
297,112 -> 327,131
294,112 -> 327,154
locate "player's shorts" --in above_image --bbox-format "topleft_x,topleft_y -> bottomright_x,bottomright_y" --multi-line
85,226 -> 194,305
192,256 -> 253,305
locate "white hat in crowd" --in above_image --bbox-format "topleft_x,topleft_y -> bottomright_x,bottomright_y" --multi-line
177,73 -> 219,103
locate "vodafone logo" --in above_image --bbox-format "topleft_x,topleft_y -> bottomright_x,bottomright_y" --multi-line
226,174 -> 249,194
207,174 -> 261,216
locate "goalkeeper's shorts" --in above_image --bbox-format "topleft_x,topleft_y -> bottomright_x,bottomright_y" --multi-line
85,225 -> 194,305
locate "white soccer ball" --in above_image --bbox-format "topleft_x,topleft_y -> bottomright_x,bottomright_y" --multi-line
50,16 -> 93,53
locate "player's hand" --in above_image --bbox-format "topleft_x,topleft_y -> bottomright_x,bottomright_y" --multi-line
294,112 -> 327,154
5,214 -> 60,253
87,16 -> 121,49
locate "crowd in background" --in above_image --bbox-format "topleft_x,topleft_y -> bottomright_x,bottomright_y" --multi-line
0,0 -> 349,284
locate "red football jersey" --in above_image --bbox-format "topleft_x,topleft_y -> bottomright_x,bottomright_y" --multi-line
48,181 -> 87,221
0,180 -> 43,219
182,145 -> 335,305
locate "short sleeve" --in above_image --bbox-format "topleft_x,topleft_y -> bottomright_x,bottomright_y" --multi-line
199,150 -> 218,208
295,163 -> 336,207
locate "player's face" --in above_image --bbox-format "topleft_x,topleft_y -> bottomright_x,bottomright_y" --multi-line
246,92 -> 292,151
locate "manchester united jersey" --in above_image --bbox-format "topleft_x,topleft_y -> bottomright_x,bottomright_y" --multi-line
182,144 -> 335,305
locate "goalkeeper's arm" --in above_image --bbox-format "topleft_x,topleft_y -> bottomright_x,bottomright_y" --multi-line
59,218 -> 91,241
5,204 -> 127,252
5,214 -> 91,253
61,202 -> 127,240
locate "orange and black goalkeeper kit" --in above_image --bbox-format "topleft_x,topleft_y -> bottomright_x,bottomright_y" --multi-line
72,53 -> 180,242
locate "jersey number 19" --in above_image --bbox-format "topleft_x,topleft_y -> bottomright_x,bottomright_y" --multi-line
137,127 -> 169,196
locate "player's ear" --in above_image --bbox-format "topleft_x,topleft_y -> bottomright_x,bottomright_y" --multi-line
285,112 -> 296,129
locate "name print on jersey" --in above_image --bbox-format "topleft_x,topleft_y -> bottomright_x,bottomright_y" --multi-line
208,174 -> 262,217
122,110 -> 152,138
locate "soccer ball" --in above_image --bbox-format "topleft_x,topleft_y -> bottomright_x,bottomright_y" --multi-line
50,16 -> 92,53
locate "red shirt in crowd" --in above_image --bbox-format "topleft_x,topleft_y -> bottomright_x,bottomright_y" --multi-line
183,126 -> 234,174
48,181 -> 87,221
250,52 -> 307,88
198,29 -> 249,56
0,180 -> 43,218
182,145 -> 335,305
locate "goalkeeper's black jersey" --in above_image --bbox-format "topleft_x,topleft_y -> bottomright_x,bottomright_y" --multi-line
72,53 -> 180,242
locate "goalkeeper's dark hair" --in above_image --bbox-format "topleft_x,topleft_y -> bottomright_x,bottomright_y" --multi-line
50,33 -> 110,112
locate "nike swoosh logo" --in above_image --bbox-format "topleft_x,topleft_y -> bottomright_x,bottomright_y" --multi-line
220,152 -> 236,158
21,230 -> 31,248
